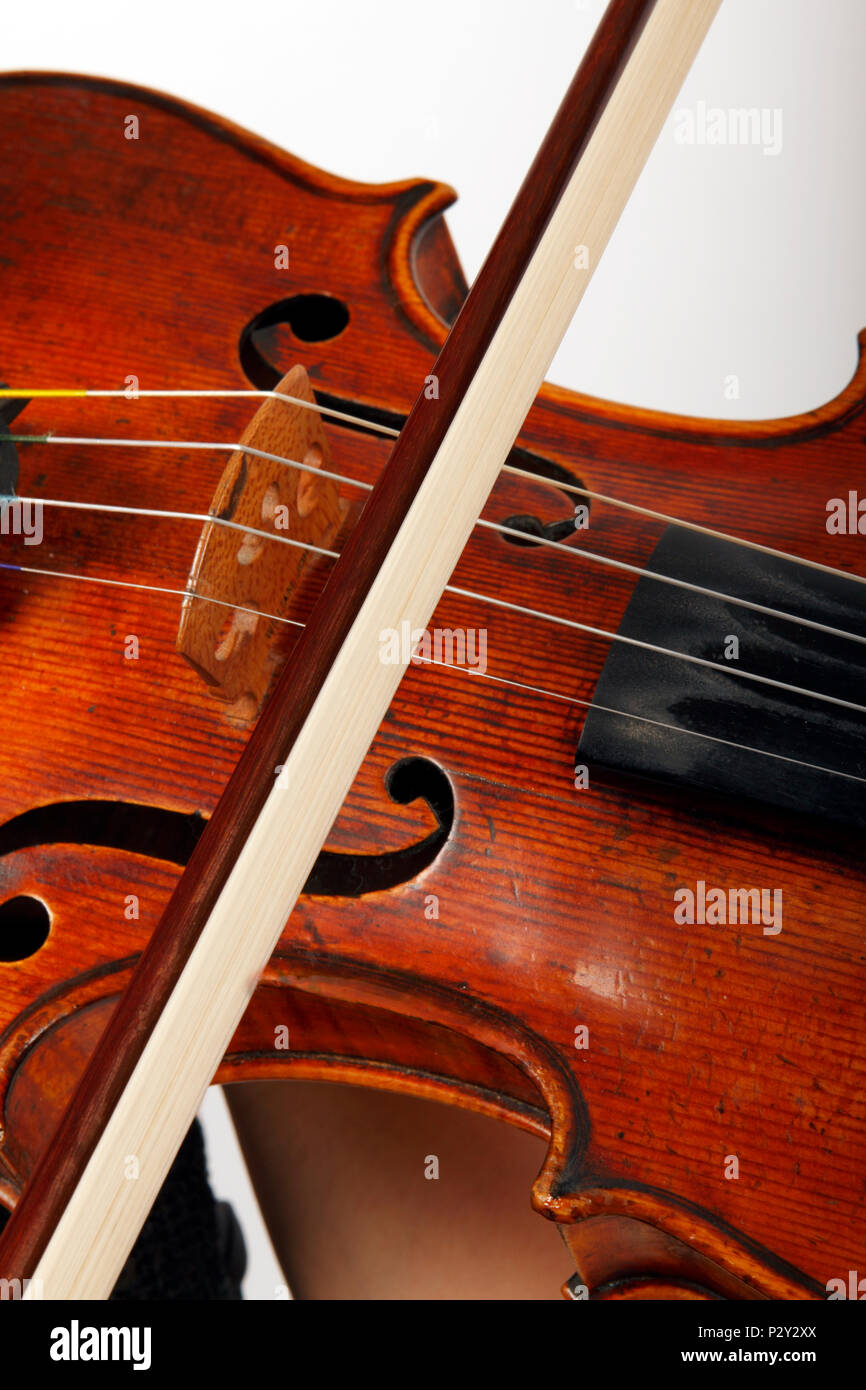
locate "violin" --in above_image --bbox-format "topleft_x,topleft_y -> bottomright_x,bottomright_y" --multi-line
0,0 -> 863,1305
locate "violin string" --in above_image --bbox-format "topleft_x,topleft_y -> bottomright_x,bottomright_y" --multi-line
3,388 -> 863,589
476,519 -> 866,648
0,388 -> 400,438
2,395 -> 862,787
444,583 -> 866,717
2,557 -> 863,790
0,560 -> 303,627
8,435 -> 866,650
501,462 -> 866,591
417,655 -> 866,788
2,510 -> 864,718
8,434 -> 374,495
17,496 -> 341,561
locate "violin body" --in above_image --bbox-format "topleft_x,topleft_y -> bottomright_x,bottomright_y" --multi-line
0,72 -> 863,1300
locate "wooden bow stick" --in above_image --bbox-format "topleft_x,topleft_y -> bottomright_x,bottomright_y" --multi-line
0,0 -> 721,1298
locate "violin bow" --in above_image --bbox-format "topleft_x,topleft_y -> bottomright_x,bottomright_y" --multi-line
0,0 -> 721,1298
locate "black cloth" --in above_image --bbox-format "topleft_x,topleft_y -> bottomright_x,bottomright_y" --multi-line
0,1119 -> 246,1300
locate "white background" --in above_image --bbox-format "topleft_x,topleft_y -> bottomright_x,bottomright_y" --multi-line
6,0 -> 865,1297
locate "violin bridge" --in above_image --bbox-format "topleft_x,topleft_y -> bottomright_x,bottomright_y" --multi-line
176,364 -> 344,718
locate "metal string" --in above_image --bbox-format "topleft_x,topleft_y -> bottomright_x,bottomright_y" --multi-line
2,399 -> 864,750
4,384 -> 860,587
8,435 -> 866,650
4,514 -> 865,717
2,557 -> 863,790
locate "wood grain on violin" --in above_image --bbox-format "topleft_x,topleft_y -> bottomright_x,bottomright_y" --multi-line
0,0 -> 862,1300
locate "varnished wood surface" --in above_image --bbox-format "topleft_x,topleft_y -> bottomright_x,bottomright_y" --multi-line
0,61 -> 862,1297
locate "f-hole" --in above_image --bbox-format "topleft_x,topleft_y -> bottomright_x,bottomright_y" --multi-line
304,756 -> 454,895
239,294 -> 350,386
0,759 -> 454,902
0,894 -> 51,961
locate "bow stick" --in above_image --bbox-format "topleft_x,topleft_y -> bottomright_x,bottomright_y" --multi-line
0,0 -> 721,1297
